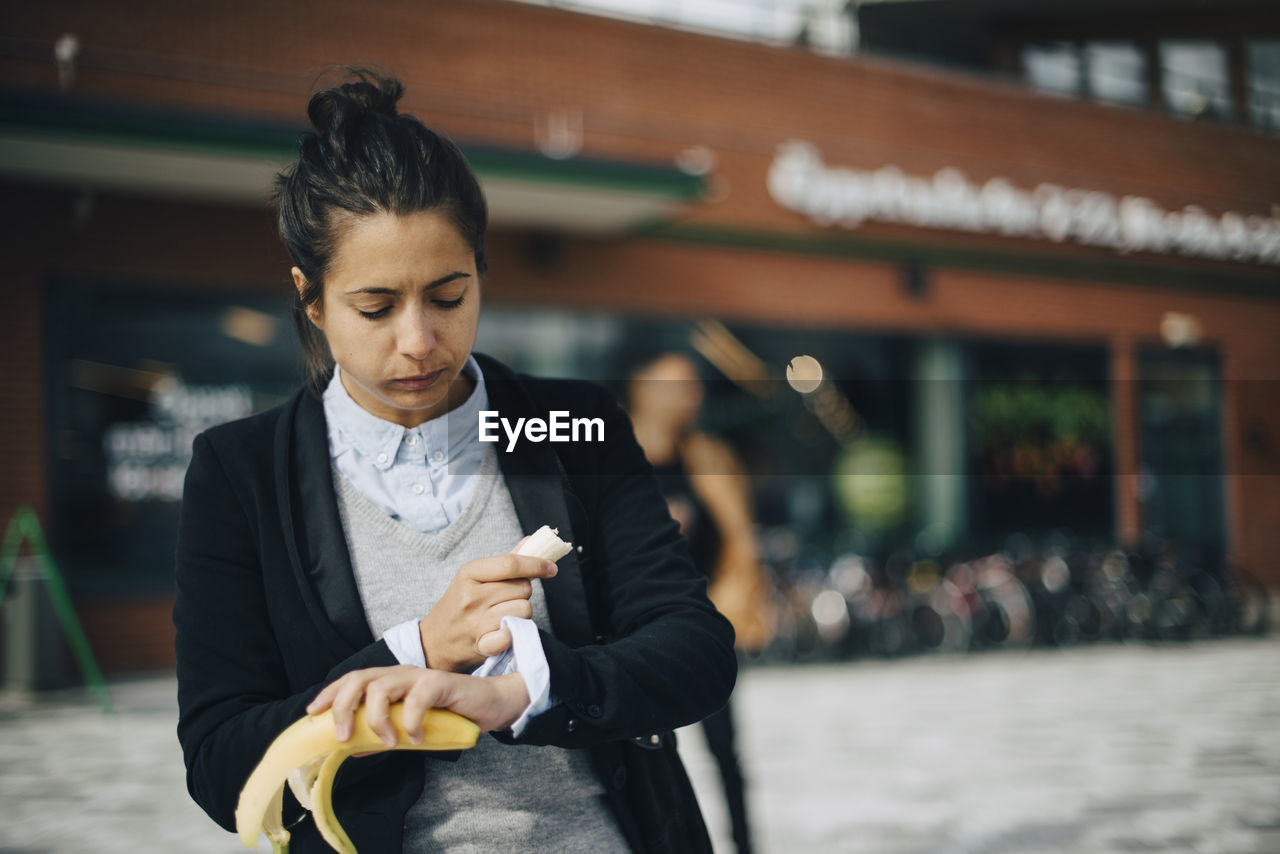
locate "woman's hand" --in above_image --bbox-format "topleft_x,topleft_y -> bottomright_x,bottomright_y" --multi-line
418,549 -> 557,673
306,665 -> 531,744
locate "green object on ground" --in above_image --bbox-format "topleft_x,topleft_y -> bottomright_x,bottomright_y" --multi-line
0,503 -> 114,715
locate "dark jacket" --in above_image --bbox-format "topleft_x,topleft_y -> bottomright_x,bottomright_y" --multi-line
174,352 -> 737,853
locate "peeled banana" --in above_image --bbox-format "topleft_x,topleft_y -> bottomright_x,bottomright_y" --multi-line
236,703 -> 479,853
514,525 -> 574,562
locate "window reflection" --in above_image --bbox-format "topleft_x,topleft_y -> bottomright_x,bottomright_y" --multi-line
1161,41 -> 1233,120
1022,41 -> 1082,98
1247,40 -> 1280,131
1085,42 -> 1147,108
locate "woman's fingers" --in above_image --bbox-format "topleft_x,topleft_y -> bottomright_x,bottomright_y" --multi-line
422,551 -> 556,674
475,594 -> 535,658
306,680 -> 339,715
485,578 -> 535,603
329,673 -> 376,741
308,666 -> 406,742
308,666 -> 383,715
402,672 -> 449,745
467,554 -> 557,584
476,626 -> 512,657
363,678 -> 405,748
491,597 -> 534,622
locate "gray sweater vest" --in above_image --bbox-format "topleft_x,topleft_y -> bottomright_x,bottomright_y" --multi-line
332,446 -> 628,852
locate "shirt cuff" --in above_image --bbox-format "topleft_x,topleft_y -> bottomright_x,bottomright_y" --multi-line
382,619 -> 427,669
470,616 -> 553,738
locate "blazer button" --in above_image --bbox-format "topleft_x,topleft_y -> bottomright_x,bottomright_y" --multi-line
612,765 -> 628,790
566,717 -> 579,733
586,703 -> 602,719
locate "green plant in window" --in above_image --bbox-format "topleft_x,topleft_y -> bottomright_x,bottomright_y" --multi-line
972,379 -> 1108,494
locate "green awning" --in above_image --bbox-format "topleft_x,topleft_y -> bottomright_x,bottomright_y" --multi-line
0,89 -> 704,234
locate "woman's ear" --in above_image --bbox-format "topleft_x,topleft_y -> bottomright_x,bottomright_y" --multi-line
291,267 -> 323,329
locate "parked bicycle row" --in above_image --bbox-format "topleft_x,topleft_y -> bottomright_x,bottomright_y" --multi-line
750,531 -> 1272,664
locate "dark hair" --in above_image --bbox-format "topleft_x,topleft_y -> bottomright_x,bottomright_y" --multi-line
271,66 -> 489,395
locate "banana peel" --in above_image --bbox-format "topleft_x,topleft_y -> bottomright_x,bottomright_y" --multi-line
236,703 -> 479,853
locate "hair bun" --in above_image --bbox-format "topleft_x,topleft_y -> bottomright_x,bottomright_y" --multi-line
306,68 -> 404,137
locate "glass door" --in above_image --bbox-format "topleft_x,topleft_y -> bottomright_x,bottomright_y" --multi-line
1137,347 -> 1226,559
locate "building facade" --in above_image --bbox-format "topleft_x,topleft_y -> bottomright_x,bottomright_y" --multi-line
2,0 -> 1278,673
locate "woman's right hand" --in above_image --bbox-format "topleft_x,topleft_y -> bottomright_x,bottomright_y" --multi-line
417,549 -> 557,673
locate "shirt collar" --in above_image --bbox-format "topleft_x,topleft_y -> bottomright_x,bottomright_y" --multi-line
322,355 -> 488,470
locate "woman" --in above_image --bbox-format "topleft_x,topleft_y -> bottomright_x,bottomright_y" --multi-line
627,352 -> 774,854
174,67 -> 736,853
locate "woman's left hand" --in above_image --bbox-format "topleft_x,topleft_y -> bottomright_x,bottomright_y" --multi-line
305,665 -> 530,746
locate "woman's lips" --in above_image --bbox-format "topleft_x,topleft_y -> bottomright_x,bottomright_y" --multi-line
390,369 -> 445,391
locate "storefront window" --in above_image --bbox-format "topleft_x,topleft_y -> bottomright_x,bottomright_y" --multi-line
966,341 -> 1112,547
1161,40 -> 1233,120
1023,41 -> 1082,98
475,306 -> 624,381
1247,40 -> 1280,131
47,281 -> 300,594
1085,42 -> 1148,108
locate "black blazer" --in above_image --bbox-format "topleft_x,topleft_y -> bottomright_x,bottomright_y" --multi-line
174,352 -> 737,853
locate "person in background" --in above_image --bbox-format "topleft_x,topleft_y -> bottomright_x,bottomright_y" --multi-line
627,351 -> 774,854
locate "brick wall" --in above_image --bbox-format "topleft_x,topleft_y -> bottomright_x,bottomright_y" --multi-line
75,596 -> 178,673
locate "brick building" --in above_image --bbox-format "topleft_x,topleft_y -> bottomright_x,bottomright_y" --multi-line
2,0 -> 1278,673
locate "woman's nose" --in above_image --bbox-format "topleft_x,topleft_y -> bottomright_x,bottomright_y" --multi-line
397,310 -> 435,360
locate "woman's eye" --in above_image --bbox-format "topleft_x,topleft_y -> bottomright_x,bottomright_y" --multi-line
434,295 -> 466,310
357,306 -> 391,320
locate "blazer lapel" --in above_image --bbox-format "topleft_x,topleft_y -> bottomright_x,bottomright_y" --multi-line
275,389 -> 376,655
476,353 -> 597,649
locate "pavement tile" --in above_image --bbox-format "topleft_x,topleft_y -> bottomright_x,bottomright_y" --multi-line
1,637 -> 1276,853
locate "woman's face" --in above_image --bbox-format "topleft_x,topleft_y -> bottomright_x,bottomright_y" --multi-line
631,354 -> 704,429
294,208 -> 481,428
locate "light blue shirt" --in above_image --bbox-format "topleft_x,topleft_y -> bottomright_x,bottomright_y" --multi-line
323,357 -> 488,533
322,356 -> 551,734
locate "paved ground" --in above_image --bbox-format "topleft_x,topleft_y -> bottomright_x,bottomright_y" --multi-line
1,637 -> 1277,853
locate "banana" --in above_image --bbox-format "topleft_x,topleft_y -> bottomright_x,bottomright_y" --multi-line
515,524 -> 573,562
308,747 -> 356,852
236,703 -> 479,853
285,756 -> 323,812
